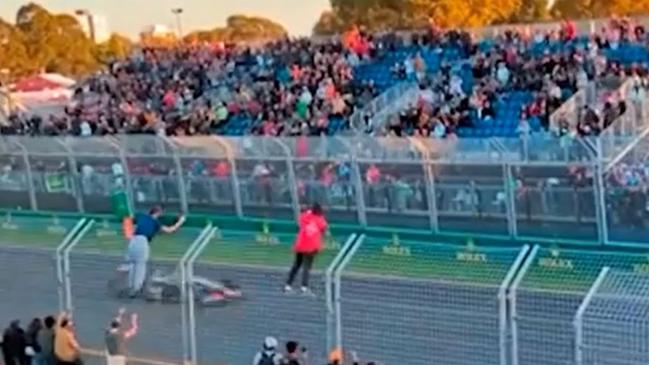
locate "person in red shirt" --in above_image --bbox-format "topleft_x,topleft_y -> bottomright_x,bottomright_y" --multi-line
284,203 -> 328,294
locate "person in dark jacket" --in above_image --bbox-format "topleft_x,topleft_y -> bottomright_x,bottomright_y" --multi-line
36,317 -> 56,365
2,320 -> 28,365
25,318 -> 42,365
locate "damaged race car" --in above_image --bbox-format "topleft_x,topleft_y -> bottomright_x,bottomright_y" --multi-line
107,264 -> 243,306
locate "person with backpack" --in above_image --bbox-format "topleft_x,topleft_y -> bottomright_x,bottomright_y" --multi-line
252,337 -> 282,365
284,203 -> 328,295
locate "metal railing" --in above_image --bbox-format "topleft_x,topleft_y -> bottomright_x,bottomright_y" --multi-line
349,81 -> 418,132
1,131 -> 649,246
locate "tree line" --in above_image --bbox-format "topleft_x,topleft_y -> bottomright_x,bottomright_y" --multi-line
312,0 -> 649,34
0,3 -> 288,80
2,1 -> 649,80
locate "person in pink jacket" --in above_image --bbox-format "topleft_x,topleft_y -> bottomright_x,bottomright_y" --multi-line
284,203 -> 328,295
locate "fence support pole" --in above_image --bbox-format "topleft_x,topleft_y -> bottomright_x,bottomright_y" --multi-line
185,227 -> 218,365
332,234 -> 365,352
55,218 -> 87,312
62,220 -> 95,313
180,224 -> 213,365
504,164 -> 518,239
424,162 -> 439,233
498,245 -> 530,365
508,244 -> 539,365
351,158 -> 367,226
574,266 -> 610,365
16,142 -> 38,210
594,139 -> 609,245
325,233 -> 358,353
229,158 -> 244,218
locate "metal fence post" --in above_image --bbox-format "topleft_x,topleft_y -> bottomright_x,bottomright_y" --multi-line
498,245 -> 530,365
186,227 -> 218,365
508,244 -> 539,365
15,142 -> 38,210
351,159 -> 367,226
55,218 -> 87,312
425,162 -> 439,233
180,224 -> 213,365
229,158 -> 244,218
503,164 -> 518,239
333,234 -> 365,351
594,139 -> 609,245
325,233 -> 358,353
574,266 -> 610,365
170,148 -> 189,213
62,219 -> 95,313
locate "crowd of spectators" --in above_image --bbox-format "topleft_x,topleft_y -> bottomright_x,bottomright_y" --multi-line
0,312 -> 372,365
1,308 -> 141,365
0,17 -> 646,140
1,313 -> 80,365
379,17 -> 649,139
253,336 -> 375,365
1,34 -> 381,137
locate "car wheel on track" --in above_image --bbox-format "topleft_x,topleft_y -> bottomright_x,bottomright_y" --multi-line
161,285 -> 181,303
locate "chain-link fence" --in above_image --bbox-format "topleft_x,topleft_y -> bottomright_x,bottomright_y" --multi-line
510,246 -> 649,365
6,133 -> 649,245
181,225 -> 357,365
64,220 -> 207,363
576,268 -> 649,365
336,236 -> 528,365
7,213 -> 649,365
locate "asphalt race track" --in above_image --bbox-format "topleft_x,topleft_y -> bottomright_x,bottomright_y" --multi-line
0,246 -> 329,365
0,245 -> 580,365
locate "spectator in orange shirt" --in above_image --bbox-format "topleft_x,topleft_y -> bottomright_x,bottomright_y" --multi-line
54,312 -> 82,365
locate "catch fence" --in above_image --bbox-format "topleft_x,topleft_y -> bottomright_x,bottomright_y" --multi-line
576,269 -> 649,365
510,246 -> 649,365
335,236 -> 529,365
2,132 -> 648,246
1,217 -> 649,365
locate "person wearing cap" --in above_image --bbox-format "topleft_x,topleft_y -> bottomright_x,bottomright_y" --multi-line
252,337 -> 283,365
105,308 -> 138,365
127,206 -> 185,297
284,203 -> 328,294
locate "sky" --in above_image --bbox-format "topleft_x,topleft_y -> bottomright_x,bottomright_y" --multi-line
0,0 -> 331,38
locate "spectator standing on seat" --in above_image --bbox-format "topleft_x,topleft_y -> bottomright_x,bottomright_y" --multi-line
253,337 -> 283,365
36,316 -> 56,365
2,320 -> 27,365
54,312 -> 82,365
284,203 -> 328,294
127,206 -> 185,297
105,308 -> 138,365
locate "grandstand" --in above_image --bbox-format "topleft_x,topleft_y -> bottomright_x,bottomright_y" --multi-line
2,13 -> 649,365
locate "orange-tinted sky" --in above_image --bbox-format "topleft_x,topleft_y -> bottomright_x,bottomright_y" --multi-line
0,0 -> 331,37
